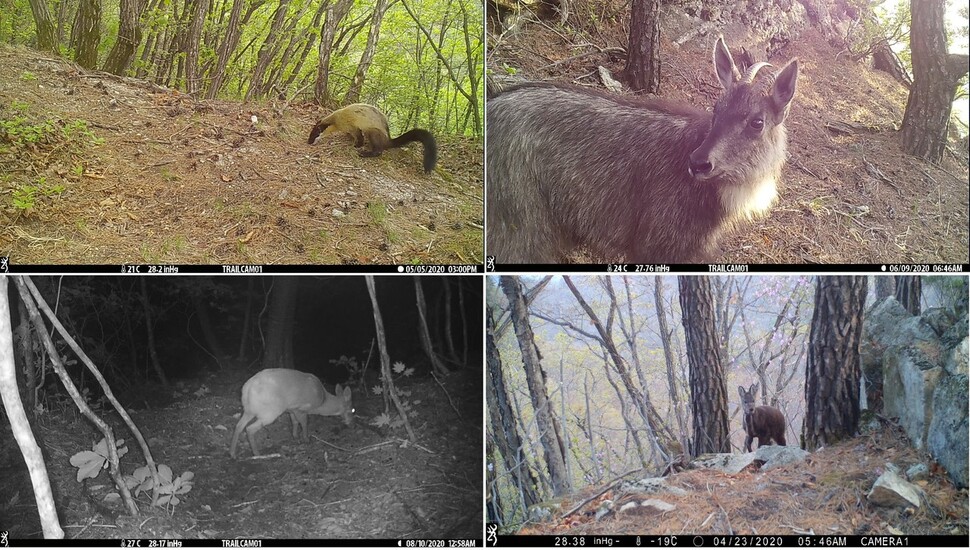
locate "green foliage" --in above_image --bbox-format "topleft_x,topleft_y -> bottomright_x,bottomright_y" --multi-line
1,0 -> 482,137
0,105 -> 101,210
12,177 -> 66,211
123,463 -> 196,511
70,437 -> 130,483
0,110 -> 101,150
367,201 -> 387,224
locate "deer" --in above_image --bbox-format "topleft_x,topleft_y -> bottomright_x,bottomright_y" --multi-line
230,368 -> 354,458
486,36 -> 799,264
738,383 -> 787,452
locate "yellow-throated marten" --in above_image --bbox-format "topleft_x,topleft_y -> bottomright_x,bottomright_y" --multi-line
307,104 -> 437,173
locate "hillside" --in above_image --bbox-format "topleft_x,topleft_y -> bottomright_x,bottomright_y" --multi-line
0,44 -> 483,266
487,5 -> 969,264
515,422 -> 968,536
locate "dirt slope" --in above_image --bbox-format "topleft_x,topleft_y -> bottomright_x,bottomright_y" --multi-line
0,44 -> 484,266
488,18 -> 969,264
514,422 -> 967,536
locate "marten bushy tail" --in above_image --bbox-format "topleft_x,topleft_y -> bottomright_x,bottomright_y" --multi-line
390,129 -> 437,173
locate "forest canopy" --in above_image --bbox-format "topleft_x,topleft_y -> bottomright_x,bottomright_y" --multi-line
0,0 -> 483,136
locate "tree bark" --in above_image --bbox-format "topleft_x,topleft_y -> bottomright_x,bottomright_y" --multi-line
0,277 -> 65,538
72,0 -> 102,69
625,0 -> 661,93
678,276 -> 731,455
900,0 -> 970,161
874,275 -> 896,302
895,275 -> 922,316
499,276 -> 570,497
344,0 -> 391,104
485,304 -> 540,513
140,279 -> 168,386
184,0 -> 212,95
803,276 -> 868,451
414,278 -> 449,376
205,0 -> 245,98
365,276 -> 417,441
246,0 -> 290,101
654,277 -> 687,441
103,0 -> 147,75
314,0 -> 354,105
27,0 -> 58,53
16,297 -> 36,414
262,277 -> 298,372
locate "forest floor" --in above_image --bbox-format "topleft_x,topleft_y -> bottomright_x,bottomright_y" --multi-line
0,43 -> 483,266
514,420 -> 968,536
0,363 -> 483,540
487,13 -> 969,264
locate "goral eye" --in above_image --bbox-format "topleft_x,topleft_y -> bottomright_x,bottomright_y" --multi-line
749,118 -> 765,130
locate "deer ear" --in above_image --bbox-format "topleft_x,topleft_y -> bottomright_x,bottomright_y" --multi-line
749,383 -> 758,395
738,385 -> 745,398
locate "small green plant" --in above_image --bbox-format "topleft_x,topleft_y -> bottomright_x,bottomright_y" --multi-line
159,168 -> 179,182
369,360 -> 418,429
20,71 -> 37,82
9,100 -> 30,112
122,463 -> 195,512
367,201 -> 387,224
10,177 -> 66,210
12,185 -> 38,210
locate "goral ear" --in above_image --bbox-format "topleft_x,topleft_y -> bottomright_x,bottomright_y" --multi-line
771,59 -> 799,116
713,35 -> 741,91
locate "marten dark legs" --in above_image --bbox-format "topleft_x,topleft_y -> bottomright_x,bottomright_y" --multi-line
356,128 -> 390,157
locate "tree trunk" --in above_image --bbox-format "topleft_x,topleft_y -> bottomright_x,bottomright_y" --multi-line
900,0 -> 970,161
315,0 -> 354,104
72,0 -> 102,69
191,289 -> 227,370
103,0 -> 147,75
678,276 -> 731,455
262,277 -> 298,371
499,276 -> 570,497
655,277 -> 687,441
458,0 -> 482,136
16,297 -> 36,413
236,277 -> 255,360
874,276 -> 896,302
442,279 -> 459,363
55,0 -> 70,46
344,0 -> 390,104
184,0 -> 211,95
263,2 -> 313,97
485,304 -> 540,512
139,278 -> 168,386
365,276 -> 417,441
27,0 -> 58,53
281,0 -> 329,95
205,0 -> 245,98
245,0 -> 290,100
625,0 -> 661,93
0,277 -> 65,539
803,276 -> 868,451
414,278 -> 449,376
895,275 -> 922,316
